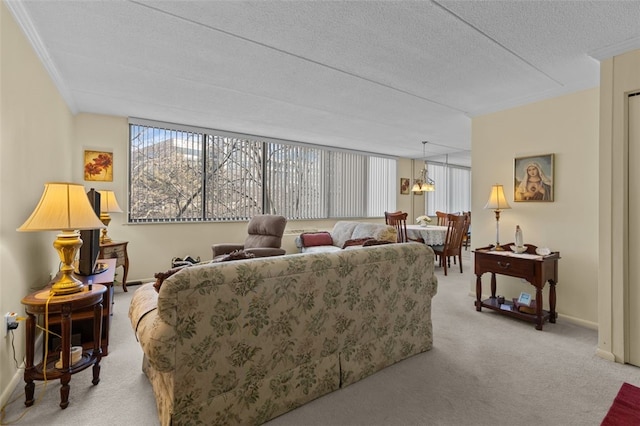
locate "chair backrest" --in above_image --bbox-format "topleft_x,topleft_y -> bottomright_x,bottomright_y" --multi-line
244,215 -> 287,249
443,214 -> 467,253
436,211 -> 449,226
384,211 -> 402,225
385,211 -> 408,243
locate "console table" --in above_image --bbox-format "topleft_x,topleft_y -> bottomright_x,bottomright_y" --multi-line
474,243 -> 560,330
21,284 -> 106,408
99,240 -> 129,291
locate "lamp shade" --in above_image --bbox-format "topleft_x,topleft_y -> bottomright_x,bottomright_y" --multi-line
18,182 -> 105,232
98,190 -> 123,213
484,184 -> 511,210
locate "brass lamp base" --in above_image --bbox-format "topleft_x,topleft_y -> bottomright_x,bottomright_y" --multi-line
99,213 -> 112,244
51,231 -> 84,295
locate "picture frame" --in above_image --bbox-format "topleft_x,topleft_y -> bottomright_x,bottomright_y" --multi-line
514,153 -> 554,202
84,150 -> 114,182
517,292 -> 532,306
400,177 -> 410,195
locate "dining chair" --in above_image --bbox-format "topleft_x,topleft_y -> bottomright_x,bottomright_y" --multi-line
385,211 -> 424,243
435,211 -> 449,226
431,214 -> 467,275
462,211 -> 471,250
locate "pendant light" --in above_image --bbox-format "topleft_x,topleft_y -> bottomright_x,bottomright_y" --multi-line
412,141 -> 435,194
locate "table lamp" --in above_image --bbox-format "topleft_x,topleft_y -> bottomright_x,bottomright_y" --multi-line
484,184 -> 511,251
18,182 -> 105,295
98,190 -> 123,243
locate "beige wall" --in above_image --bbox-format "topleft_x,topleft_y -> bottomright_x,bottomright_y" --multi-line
0,1 -> 76,402
598,48 -> 640,363
472,88 -> 600,328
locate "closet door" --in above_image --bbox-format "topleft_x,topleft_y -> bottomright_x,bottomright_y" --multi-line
628,93 -> 640,366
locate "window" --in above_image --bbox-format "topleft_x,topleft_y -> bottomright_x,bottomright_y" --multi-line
425,162 -> 471,215
129,119 -> 396,222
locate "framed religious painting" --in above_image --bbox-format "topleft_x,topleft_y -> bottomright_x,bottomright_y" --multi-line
400,177 -> 410,195
514,154 -> 554,202
84,150 -> 114,182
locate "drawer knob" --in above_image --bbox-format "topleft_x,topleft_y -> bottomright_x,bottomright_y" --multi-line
497,261 -> 511,269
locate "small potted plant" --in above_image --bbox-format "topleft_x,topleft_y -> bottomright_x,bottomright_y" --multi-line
416,215 -> 432,227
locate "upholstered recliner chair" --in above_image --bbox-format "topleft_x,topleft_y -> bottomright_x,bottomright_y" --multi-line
211,214 -> 287,259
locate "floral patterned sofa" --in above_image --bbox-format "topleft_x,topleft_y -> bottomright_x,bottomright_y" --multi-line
129,243 -> 437,426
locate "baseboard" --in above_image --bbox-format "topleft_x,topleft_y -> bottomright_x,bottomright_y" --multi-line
0,332 -> 43,409
0,367 -> 23,410
596,348 -> 617,362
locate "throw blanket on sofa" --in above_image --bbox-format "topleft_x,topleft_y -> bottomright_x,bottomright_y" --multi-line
129,243 -> 437,426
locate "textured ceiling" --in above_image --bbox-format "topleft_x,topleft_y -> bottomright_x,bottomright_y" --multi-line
7,0 -> 640,166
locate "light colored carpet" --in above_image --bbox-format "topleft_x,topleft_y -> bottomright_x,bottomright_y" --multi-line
2,250 -> 639,425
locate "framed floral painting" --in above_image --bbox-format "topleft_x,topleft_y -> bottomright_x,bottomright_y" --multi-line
514,153 -> 554,202
84,150 -> 113,182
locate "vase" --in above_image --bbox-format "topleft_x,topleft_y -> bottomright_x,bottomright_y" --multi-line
420,222 -> 428,227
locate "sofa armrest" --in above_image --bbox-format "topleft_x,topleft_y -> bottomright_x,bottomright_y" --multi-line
211,243 -> 245,258
244,247 -> 286,257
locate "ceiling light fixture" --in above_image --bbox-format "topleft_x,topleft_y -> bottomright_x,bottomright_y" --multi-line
412,141 -> 436,194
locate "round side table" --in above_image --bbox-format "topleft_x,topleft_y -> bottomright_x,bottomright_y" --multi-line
21,284 -> 106,409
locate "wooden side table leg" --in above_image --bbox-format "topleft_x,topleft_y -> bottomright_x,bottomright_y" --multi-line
59,304 -> 72,409
549,280 -> 557,323
122,249 -> 129,292
535,287 -> 544,331
475,274 -> 482,311
490,272 -> 497,298
92,302 -> 103,385
24,313 -> 36,407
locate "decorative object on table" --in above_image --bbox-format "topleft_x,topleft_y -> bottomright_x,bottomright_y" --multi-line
484,184 -> 511,251
400,177 -> 410,195
515,225 -> 524,247
412,141 -> 435,194
514,153 -> 554,202
517,291 -> 532,306
17,182 -> 105,295
84,150 -> 114,182
416,215 -> 432,227
510,245 -> 527,253
536,247 -> 551,255
98,190 -> 123,243
513,297 -> 537,314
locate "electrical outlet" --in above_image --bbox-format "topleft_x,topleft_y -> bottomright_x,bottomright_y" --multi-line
5,312 -> 19,336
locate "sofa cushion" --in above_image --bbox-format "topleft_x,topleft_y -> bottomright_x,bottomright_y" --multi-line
330,221 -> 360,248
342,238 -> 373,248
300,231 -> 333,247
153,264 -> 190,292
352,222 -> 397,243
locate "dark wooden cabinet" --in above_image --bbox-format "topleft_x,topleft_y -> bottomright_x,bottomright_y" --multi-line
474,244 -> 560,330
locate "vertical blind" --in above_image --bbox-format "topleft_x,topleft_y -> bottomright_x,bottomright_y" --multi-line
129,119 -> 396,222
425,162 -> 471,215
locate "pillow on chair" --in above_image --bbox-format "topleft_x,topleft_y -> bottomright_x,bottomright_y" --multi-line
301,232 -> 333,247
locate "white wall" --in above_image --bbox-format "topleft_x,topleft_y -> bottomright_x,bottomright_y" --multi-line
472,88 -> 600,327
0,2 -> 75,402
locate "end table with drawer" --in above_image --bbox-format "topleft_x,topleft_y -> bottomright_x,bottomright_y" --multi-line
99,240 -> 129,292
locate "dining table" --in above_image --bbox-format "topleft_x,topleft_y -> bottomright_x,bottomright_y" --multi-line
406,224 -> 448,246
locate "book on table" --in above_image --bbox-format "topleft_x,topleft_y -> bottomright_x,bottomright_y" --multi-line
512,298 -> 537,314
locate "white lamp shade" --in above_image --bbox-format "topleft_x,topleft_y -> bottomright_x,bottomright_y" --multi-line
484,184 -> 511,210
18,182 -> 105,231
98,190 -> 123,213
